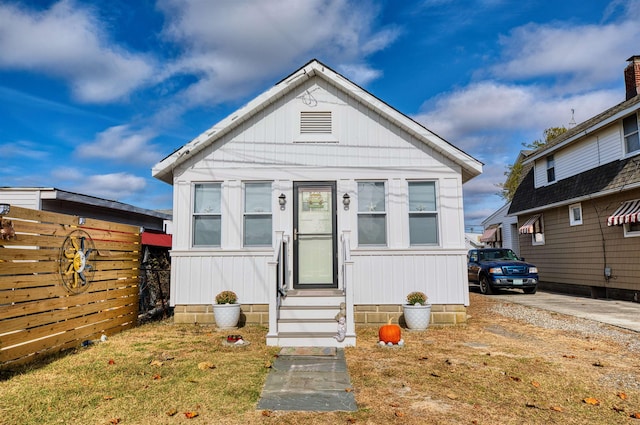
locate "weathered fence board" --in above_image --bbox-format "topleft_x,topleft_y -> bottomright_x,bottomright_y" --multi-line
0,205 -> 141,368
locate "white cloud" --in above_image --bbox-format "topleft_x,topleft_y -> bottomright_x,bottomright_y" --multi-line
415,82 -> 620,152
156,0 -> 400,106
493,20 -> 640,89
51,167 -> 84,181
0,1 -> 155,103
0,140 -> 49,160
74,173 -> 147,201
337,64 -> 382,86
75,125 -> 162,166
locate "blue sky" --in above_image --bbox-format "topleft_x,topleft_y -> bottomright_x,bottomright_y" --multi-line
1,0 -> 639,225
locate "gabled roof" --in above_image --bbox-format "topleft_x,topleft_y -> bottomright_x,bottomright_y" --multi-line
508,157 -> 640,215
152,59 -> 482,184
524,94 -> 640,164
481,202 -> 513,226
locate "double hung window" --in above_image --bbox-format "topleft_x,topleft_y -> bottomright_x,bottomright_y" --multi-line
244,182 -> 272,246
546,155 -> 556,182
193,183 -> 222,246
624,113 -> 640,154
408,181 -> 438,245
357,182 -> 386,245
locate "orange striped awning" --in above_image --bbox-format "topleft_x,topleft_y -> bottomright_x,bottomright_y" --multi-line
480,225 -> 499,242
608,200 -> 640,226
519,215 -> 541,234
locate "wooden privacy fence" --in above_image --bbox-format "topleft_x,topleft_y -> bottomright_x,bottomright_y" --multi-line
0,205 -> 141,368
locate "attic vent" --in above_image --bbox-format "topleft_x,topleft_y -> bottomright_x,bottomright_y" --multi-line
300,111 -> 332,134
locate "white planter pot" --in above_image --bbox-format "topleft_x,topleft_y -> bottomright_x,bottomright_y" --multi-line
403,304 -> 432,330
213,303 -> 241,329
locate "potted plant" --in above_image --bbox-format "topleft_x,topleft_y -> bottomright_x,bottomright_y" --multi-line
402,291 -> 431,330
213,290 -> 241,329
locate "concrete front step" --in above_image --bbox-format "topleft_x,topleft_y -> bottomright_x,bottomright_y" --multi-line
277,319 -> 338,333
267,332 -> 356,347
279,305 -> 340,320
280,296 -> 345,307
280,289 -> 345,307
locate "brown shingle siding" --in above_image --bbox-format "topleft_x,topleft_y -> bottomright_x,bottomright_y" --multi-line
519,189 -> 640,291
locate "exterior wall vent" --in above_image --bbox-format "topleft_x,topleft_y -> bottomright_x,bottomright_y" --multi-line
300,111 -> 332,134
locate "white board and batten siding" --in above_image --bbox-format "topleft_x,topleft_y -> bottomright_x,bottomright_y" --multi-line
534,123 -> 622,188
168,68 -> 473,308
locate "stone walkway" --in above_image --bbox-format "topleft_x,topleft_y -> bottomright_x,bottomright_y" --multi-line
257,347 -> 357,412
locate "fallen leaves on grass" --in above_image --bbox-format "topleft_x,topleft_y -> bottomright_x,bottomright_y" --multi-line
509,376 -> 522,382
583,397 -> 600,406
550,405 -> 563,412
103,395 -> 114,400
592,360 -> 605,367
618,392 -> 628,400
109,418 -> 120,424
562,354 -> 576,359
166,409 -> 178,416
149,360 -> 164,367
197,362 -> 216,370
261,410 -> 273,417
394,411 -> 404,417
184,411 -> 199,419
108,359 -> 115,365
531,380 -> 541,388
153,374 -> 161,380
631,412 -> 640,419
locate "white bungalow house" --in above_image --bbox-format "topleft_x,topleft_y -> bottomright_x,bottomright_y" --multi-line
152,59 -> 482,347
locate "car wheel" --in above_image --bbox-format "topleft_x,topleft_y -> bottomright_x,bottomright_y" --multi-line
523,286 -> 537,294
479,275 -> 494,295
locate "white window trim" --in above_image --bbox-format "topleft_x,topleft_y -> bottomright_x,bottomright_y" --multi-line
356,180 -> 388,247
569,203 -> 583,226
529,214 -> 545,246
243,181 -> 273,247
623,113 -> 640,155
623,222 -> 640,237
546,155 -> 556,183
407,180 -> 440,246
192,182 -> 223,248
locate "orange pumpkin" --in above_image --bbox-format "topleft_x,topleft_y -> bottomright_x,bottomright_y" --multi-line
378,318 -> 401,344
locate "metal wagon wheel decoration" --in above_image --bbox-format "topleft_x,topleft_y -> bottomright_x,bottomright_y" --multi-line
59,229 -> 96,294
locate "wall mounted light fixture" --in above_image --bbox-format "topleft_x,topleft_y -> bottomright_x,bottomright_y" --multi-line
278,193 -> 287,209
342,193 -> 350,210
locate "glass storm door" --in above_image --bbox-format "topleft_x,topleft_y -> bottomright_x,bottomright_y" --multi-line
293,182 -> 337,288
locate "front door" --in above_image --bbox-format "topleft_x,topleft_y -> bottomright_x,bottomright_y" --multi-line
293,182 -> 337,288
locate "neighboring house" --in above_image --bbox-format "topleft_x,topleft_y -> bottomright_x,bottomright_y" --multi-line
152,59 -> 483,347
0,187 -> 172,238
509,55 -> 640,300
480,202 -> 520,256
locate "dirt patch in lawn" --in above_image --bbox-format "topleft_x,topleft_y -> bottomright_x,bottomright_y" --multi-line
2,294 -> 640,424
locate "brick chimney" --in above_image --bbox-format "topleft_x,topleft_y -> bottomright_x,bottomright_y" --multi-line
625,55 -> 640,100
